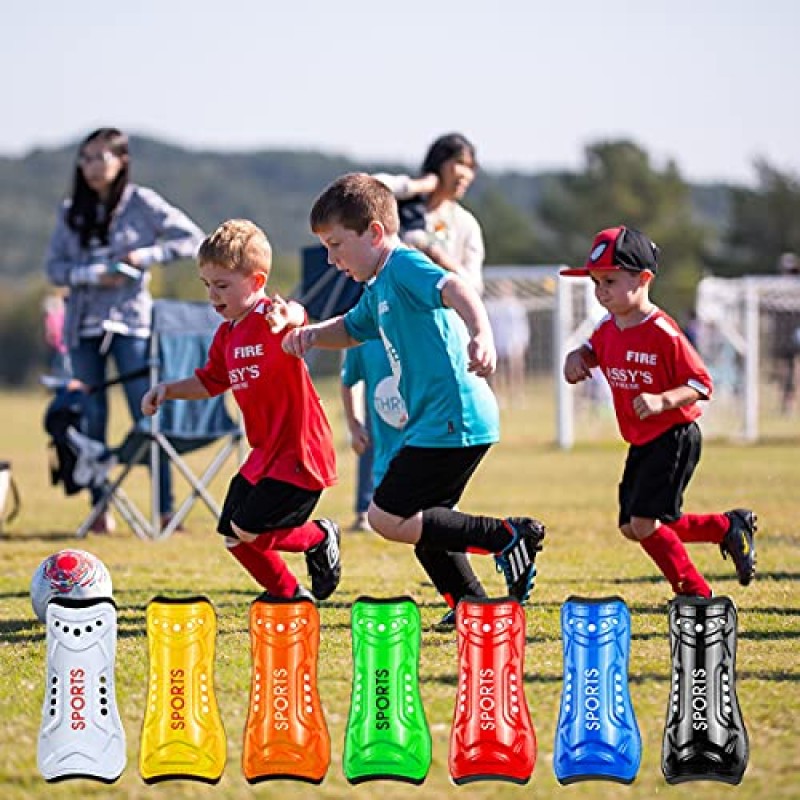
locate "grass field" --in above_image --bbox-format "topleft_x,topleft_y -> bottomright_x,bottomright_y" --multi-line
1,380 -> 798,799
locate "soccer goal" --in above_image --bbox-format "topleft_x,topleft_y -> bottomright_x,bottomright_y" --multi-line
695,274 -> 800,441
483,266 -> 607,449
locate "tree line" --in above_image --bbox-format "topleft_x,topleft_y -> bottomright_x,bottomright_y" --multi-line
0,136 -> 798,386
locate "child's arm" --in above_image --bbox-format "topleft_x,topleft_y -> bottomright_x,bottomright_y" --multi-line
440,276 -> 496,378
633,386 -> 703,420
264,294 -> 306,334
282,316 -> 359,358
564,345 -> 598,384
340,382 -> 370,455
141,375 -> 210,416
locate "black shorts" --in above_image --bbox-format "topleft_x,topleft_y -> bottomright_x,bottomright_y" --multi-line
373,444 -> 491,518
618,422 -> 701,526
217,474 -> 321,538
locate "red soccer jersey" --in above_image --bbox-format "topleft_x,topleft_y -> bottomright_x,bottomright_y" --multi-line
587,308 -> 713,445
195,300 -> 337,490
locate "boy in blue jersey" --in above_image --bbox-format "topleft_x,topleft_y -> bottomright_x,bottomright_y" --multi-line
283,173 -> 545,616
340,339 -> 406,531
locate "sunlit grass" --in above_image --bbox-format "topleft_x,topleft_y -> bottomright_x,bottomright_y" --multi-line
0,380 -> 798,799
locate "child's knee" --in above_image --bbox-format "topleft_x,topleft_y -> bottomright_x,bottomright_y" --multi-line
619,523 -> 638,542
367,507 -> 393,539
231,521 -> 257,542
624,518 -> 657,541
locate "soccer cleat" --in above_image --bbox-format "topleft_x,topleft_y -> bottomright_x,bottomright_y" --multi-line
719,510 -> 757,586
305,519 -> 341,601
449,597 -> 537,784
139,596 -> 226,784
243,596 -> 330,783
37,597 -> 126,783
435,608 -> 457,629
554,596 -> 641,784
662,596 -> 749,785
344,597 -> 431,784
256,585 -> 315,603
494,517 -> 545,604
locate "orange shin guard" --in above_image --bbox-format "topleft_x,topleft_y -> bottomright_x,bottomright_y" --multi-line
242,597 -> 330,783
139,596 -> 226,784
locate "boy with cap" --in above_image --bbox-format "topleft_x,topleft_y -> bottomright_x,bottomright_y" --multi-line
562,226 -> 756,597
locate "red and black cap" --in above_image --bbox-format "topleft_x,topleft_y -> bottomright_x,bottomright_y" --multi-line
561,226 -> 659,277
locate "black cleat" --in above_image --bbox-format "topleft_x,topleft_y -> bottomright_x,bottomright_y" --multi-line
720,509 -> 757,586
494,517 -> 546,604
433,608 -> 457,630
255,584 -> 314,603
305,519 -> 341,601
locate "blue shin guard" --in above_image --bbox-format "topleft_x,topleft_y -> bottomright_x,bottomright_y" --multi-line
553,596 -> 641,784
344,596 -> 431,784
662,595 -> 748,785
37,597 -> 126,783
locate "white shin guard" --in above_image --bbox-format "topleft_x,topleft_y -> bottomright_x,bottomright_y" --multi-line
37,597 -> 126,783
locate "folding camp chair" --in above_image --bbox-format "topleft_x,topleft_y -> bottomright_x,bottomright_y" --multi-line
77,300 -> 244,541
297,245 -> 363,321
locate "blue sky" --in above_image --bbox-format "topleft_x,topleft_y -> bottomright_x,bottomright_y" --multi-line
3,0 -> 798,184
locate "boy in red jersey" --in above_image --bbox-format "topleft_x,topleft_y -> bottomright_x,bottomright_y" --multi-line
141,219 -> 340,601
562,226 -> 756,597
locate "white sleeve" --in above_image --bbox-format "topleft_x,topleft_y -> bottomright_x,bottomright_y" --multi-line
372,172 -> 414,199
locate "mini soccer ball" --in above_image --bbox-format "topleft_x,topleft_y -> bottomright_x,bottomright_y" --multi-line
30,549 -> 113,622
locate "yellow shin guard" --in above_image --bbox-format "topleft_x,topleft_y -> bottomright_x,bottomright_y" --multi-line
139,596 -> 226,784
243,597 -> 330,783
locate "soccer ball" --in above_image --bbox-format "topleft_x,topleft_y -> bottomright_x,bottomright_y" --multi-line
30,549 -> 113,622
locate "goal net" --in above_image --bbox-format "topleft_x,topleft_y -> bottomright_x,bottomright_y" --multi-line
695,274 -> 800,441
483,266 -> 613,448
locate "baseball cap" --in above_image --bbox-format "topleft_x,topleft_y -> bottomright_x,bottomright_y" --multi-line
560,226 -> 659,276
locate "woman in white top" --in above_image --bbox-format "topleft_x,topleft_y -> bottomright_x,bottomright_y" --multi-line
375,132 -> 485,293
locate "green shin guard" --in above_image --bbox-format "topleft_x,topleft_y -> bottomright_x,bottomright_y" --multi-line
344,596 -> 431,784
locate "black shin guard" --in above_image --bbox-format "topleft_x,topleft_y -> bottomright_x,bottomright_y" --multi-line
662,596 -> 748,785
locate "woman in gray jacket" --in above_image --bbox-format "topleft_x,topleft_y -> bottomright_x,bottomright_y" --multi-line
46,127 -> 204,533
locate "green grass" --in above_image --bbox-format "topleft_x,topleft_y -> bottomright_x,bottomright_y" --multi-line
1,380 -> 798,799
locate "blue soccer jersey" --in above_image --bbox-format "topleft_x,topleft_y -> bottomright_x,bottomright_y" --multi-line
343,247 -> 499,448
341,340 -> 406,485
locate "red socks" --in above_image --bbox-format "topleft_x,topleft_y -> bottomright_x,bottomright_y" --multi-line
227,540 -> 298,598
668,513 -> 728,544
246,521 -> 324,553
224,522 -> 324,598
639,525 -> 711,598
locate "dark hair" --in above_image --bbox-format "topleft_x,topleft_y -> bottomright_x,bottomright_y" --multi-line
310,173 -> 399,235
66,127 -> 130,248
421,132 -> 477,177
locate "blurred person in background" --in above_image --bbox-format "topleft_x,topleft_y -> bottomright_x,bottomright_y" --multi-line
375,131 -> 485,293
45,127 -> 204,533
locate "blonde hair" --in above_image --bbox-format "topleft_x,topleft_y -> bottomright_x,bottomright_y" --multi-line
198,219 -> 272,276
310,173 -> 399,235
